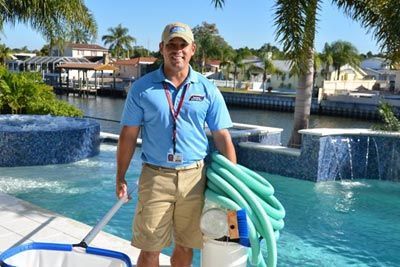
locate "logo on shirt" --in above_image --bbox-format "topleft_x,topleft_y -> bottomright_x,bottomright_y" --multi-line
189,95 -> 205,102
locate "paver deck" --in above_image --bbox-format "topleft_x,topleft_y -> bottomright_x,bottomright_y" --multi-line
0,192 -> 171,266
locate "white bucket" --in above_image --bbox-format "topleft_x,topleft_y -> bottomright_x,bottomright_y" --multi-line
201,239 -> 248,267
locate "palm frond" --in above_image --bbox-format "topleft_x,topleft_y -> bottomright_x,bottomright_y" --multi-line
1,0 -> 97,42
274,0 -> 320,75
334,0 -> 400,62
211,0 -> 225,9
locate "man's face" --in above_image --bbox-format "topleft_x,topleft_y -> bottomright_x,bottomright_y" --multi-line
160,37 -> 196,72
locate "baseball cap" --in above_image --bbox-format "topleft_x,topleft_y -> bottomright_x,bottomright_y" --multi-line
161,22 -> 194,44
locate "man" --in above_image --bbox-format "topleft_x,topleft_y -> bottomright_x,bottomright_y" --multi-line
116,22 -> 236,267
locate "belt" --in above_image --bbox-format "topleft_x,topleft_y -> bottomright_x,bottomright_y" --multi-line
144,160 -> 204,171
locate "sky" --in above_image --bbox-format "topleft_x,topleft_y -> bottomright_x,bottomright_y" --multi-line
2,0 -> 380,54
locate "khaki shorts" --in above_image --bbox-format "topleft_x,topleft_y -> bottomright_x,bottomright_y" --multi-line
131,161 -> 206,251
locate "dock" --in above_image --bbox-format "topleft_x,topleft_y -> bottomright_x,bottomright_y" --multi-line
54,85 -> 127,98
0,192 -> 171,266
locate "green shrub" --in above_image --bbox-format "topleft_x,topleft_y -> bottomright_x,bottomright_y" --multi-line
372,102 -> 400,131
0,67 -> 82,117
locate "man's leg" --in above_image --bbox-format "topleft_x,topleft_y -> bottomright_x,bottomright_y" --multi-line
132,166 -> 176,266
137,250 -> 160,267
171,164 -> 206,267
171,244 -> 193,267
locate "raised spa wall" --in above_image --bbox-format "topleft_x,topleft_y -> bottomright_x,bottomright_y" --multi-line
0,115 -> 100,167
207,125 -> 400,182
101,123 -> 400,182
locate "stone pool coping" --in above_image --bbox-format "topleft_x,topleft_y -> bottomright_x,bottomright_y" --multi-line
100,132 -> 142,145
239,142 -> 301,157
0,192 -> 171,266
299,128 -> 400,138
100,123 -> 283,143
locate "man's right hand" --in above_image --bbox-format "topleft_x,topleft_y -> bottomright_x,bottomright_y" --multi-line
116,177 -> 128,200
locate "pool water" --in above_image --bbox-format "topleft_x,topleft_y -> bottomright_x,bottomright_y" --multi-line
0,144 -> 399,267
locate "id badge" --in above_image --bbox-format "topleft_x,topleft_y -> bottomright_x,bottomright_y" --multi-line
167,153 -> 183,163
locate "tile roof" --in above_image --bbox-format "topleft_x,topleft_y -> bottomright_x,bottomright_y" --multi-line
24,56 -> 90,64
57,63 -> 99,70
68,43 -> 108,51
114,57 -> 157,65
206,59 -> 221,66
57,63 -> 118,71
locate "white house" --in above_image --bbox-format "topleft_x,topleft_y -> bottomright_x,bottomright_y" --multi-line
361,57 -> 391,70
269,60 -> 298,89
361,57 -> 399,91
50,43 -> 109,60
240,56 -> 376,93
243,58 -> 298,91
324,64 -> 367,81
7,53 -> 36,72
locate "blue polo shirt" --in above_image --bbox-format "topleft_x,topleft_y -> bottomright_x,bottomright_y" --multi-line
121,65 -> 232,168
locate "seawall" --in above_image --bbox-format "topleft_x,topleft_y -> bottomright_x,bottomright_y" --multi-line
221,92 -> 400,120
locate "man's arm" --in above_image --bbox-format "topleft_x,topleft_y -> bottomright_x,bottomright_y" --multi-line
116,125 -> 141,199
211,129 -> 237,164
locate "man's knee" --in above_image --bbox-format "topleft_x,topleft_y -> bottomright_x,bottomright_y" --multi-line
171,245 -> 193,267
137,250 -> 160,266
175,244 -> 192,253
140,250 -> 160,257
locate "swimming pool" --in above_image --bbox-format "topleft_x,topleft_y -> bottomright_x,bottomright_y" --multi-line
0,144 -> 399,267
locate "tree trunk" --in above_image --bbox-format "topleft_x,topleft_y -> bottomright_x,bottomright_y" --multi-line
233,66 -> 237,91
288,53 -> 314,148
262,72 -> 267,93
201,52 -> 206,73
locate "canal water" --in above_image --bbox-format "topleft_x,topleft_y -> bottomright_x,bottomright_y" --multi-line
61,95 -> 374,145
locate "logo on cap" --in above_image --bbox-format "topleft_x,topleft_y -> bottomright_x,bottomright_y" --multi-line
170,26 -> 186,34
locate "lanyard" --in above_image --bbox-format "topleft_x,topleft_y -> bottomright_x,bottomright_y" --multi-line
163,82 -> 190,154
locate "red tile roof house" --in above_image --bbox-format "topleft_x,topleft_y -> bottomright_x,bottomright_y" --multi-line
205,59 -> 221,73
114,57 -> 157,80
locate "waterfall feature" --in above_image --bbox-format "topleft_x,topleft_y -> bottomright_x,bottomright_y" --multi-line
318,134 -> 399,181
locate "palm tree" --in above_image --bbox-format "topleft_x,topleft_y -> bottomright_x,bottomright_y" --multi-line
38,44 -> 50,56
193,22 -> 229,73
0,44 -> 13,65
313,52 -> 322,90
211,0 -> 400,147
0,0 -> 97,43
102,24 -> 136,59
12,46 -> 30,53
258,52 -> 281,93
230,50 -> 251,90
219,46 -> 235,80
320,41 -> 360,81
330,40 -> 360,80
48,37 -> 66,56
67,26 -> 94,44
129,46 -> 151,58
320,43 -> 334,80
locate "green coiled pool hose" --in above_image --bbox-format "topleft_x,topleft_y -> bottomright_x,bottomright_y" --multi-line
205,152 -> 286,267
